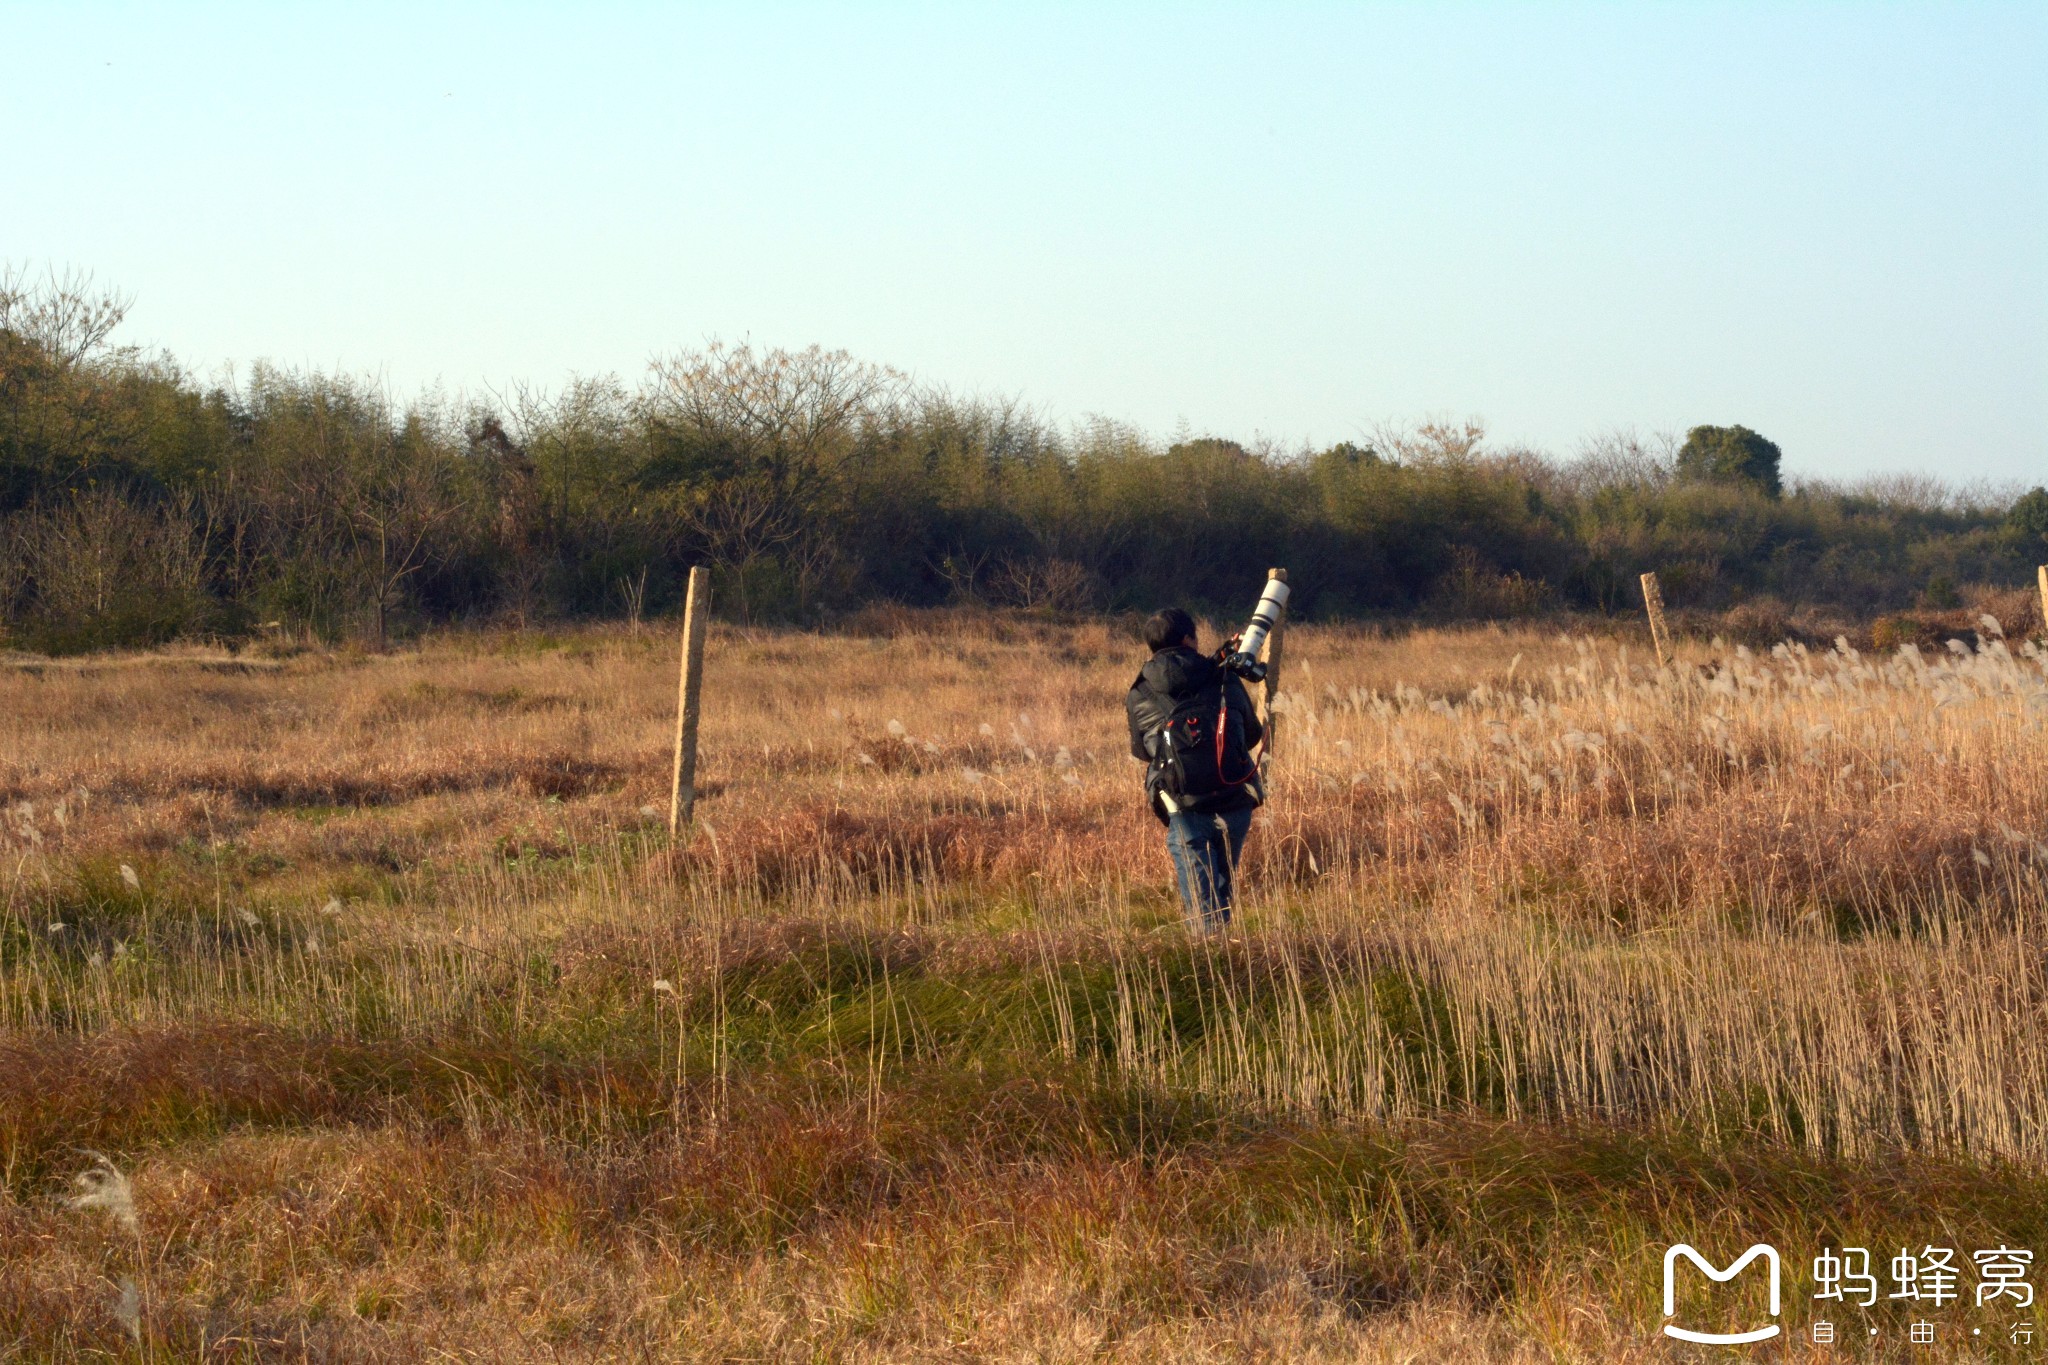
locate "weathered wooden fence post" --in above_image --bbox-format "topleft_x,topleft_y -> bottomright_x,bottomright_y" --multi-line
669,566 -> 711,835
1640,571 -> 1672,669
1258,567 -> 1287,773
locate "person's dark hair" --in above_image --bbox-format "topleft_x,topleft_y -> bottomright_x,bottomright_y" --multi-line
1143,608 -> 1196,653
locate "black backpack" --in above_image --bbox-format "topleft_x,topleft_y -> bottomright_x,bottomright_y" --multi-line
1148,676 -> 1259,811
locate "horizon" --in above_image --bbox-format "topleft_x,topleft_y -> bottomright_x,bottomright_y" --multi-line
5,1 -> 2044,485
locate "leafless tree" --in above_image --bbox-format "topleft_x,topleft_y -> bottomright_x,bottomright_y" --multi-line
341,458 -> 456,651
615,566 -> 650,630
931,548 -> 992,605
641,342 -> 903,619
991,556 -> 1099,611
10,489 -> 205,630
0,265 -> 131,367
1368,417 -> 1490,466
1561,428 -> 1679,497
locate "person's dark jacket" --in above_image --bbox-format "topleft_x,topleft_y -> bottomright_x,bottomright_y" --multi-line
1125,644 -> 1265,820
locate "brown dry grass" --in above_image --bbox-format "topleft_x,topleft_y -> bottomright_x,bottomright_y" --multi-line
3,611 -> 2047,1360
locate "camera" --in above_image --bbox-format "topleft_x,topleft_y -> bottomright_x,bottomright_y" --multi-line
1218,576 -> 1290,681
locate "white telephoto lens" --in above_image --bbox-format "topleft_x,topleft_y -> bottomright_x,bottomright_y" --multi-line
1237,579 -> 1291,658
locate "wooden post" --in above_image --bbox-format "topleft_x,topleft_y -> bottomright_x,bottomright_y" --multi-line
669,566 -> 711,835
1257,567 -> 1287,773
2038,565 -> 2047,641
1640,572 -> 1671,668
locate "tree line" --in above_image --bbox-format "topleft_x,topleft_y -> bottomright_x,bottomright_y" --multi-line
3,270 -> 2044,652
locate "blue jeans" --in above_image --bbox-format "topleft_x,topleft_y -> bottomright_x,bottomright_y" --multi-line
1165,807 -> 1253,933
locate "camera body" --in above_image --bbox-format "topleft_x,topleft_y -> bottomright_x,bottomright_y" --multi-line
1220,650 -> 1268,683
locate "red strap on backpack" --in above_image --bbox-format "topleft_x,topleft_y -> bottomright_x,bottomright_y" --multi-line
1215,691 -> 1257,787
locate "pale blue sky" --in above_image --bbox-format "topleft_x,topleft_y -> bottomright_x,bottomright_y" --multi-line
5,2 -> 2043,483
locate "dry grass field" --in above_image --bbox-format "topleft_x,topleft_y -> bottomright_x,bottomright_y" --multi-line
4,608 -> 2048,1361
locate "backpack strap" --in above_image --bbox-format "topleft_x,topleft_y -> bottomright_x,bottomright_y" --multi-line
1215,686 -> 1258,787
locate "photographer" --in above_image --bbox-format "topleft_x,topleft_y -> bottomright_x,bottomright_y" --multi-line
1126,607 -> 1265,934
